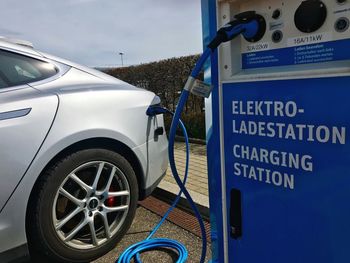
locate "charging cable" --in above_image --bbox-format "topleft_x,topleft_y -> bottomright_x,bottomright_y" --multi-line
116,11 -> 262,263
117,108 -> 190,263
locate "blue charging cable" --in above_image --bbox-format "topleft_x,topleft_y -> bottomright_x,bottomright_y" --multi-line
116,49 -> 212,263
116,13 -> 261,263
117,109 -> 191,263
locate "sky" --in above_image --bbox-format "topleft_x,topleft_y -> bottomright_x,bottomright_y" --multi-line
0,0 -> 203,67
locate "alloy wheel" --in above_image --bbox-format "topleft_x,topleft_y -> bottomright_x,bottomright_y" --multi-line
52,161 -> 130,250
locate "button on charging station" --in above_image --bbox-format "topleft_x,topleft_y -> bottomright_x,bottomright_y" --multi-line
272,30 -> 283,43
335,17 -> 349,32
272,9 -> 281,20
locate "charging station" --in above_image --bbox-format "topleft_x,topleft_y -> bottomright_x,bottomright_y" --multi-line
202,0 -> 350,262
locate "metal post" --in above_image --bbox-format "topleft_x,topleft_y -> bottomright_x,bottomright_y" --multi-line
119,52 -> 124,66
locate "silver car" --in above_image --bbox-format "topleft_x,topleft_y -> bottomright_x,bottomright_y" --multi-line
0,38 -> 168,262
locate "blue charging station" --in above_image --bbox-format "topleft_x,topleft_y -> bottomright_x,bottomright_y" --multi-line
202,0 -> 350,262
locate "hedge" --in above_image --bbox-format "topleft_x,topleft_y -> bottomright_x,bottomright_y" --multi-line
164,112 -> 206,140
103,55 -> 206,140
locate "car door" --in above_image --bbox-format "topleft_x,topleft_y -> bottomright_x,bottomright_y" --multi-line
0,49 -> 59,211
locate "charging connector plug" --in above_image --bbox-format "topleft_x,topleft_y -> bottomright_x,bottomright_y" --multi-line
208,11 -> 266,50
146,106 -> 168,116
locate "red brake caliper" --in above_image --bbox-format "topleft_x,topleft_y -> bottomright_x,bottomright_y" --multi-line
107,185 -> 117,207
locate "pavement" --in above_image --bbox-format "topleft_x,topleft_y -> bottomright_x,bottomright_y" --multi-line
93,207 -> 211,263
29,207 -> 211,263
158,142 -> 209,208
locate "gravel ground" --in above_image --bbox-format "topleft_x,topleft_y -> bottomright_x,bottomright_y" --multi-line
29,206 -> 211,263
94,206 -> 211,263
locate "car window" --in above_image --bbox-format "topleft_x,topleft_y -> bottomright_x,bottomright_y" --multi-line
0,74 -> 9,89
0,49 -> 57,89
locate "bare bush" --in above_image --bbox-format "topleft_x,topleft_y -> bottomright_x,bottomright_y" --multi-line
103,55 -> 204,115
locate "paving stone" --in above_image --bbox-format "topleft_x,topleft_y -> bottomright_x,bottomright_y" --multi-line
160,142 -> 209,207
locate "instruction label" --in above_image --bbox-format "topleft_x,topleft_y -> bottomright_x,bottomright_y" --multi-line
223,77 -> 350,190
242,38 -> 350,69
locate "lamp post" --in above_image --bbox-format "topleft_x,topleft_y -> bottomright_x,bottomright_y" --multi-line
119,52 -> 124,66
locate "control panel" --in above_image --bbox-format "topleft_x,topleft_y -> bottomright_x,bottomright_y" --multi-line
218,0 -> 350,72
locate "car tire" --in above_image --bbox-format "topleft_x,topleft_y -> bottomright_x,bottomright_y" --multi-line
28,148 -> 139,263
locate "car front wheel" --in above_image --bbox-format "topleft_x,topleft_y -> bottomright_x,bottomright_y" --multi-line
28,148 -> 138,262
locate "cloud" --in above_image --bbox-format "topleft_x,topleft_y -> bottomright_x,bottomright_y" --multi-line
0,28 -> 21,37
67,0 -> 99,6
0,0 -> 202,67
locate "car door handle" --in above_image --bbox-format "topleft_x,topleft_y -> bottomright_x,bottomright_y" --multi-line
0,108 -> 31,121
